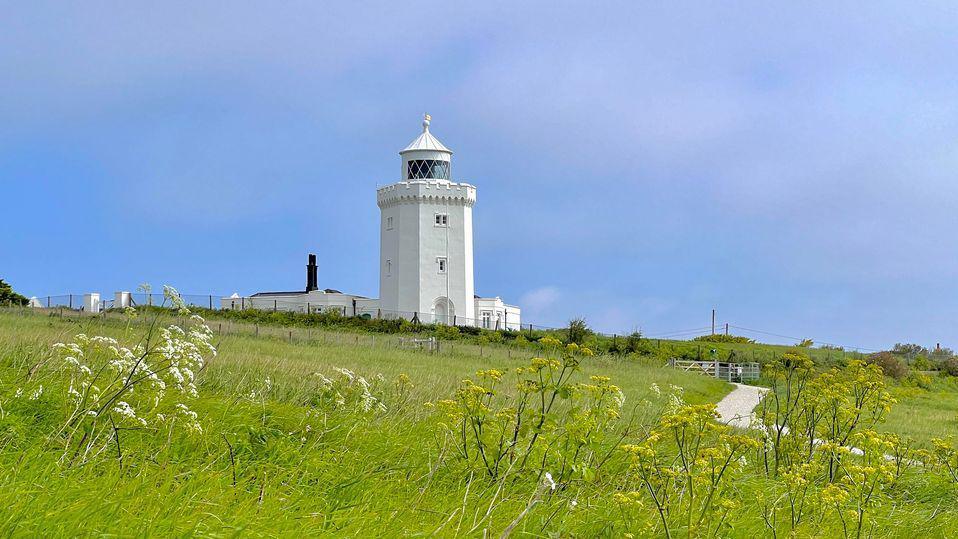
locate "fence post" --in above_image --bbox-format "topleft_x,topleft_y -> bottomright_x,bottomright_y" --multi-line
274,300 -> 277,312
209,295 -> 213,309
47,296 -> 51,308
69,295 -> 73,309
255,324 -> 259,337
289,330 -> 292,343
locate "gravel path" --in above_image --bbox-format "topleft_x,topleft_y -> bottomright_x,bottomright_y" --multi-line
715,383 -> 769,429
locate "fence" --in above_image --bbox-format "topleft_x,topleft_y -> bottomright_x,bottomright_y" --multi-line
667,358 -> 761,382
21,293 -> 876,359
33,293 -> 539,333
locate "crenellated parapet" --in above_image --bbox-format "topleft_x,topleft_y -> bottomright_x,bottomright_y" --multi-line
377,179 -> 477,208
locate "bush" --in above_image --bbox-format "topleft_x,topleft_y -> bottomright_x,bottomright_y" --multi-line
903,372 -> 933,390
912,355 -> 933,371
567,318 -> 592,345
941,357 -> 958,377
433,325 -> 460,341
866,351 -> 909,380
0,279 -> 28,306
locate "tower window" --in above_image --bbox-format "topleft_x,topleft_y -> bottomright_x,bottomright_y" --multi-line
386,216 -> 394,230
437,257 -> 447,274
386,259 -> 392,276
407,159 -> 450,180
435,213 -> 448,227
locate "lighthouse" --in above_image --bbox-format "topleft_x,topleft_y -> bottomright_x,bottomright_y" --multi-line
377,114 -> 476,324
221,114 -> 520,330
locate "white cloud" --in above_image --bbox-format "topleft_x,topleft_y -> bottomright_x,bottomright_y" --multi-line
520,286 -> 561,313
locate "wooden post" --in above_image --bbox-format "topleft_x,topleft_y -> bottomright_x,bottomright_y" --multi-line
289,330 -> 292,343
209,295 -> 213,309
274,300 -> 277,312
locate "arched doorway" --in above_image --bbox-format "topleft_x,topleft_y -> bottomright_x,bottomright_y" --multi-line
433,297 -> 455,325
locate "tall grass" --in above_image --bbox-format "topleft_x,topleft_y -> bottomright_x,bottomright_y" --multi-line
0,308 -> 956,537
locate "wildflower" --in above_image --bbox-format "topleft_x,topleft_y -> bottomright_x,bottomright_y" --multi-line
113,401 -> 148,426
333,367 -> 356,382
29,385 -> 43,400
543,471 -> 557,491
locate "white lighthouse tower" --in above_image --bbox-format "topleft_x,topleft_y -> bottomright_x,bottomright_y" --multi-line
377,114 -> 476,324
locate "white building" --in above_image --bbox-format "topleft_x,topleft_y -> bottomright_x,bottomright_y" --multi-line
221,115 -> 521,330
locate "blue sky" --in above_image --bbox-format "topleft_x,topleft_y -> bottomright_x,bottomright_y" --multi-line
2,2 -> 958,350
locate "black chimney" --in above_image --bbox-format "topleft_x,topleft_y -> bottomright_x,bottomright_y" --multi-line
306,253 -> 318,292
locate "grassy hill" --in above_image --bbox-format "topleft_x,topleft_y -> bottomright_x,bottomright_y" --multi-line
1,306 -> 956,536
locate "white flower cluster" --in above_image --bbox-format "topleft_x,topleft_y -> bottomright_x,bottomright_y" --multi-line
163,285 -> 189,313
611,387 -> 626,409
156,321 -> 216,399
112,401 -> 147,426
665,384 -> 686,412
50,292 -> 216,434
312,367 -> 387,413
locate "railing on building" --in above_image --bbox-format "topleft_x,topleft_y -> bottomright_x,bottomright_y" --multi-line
28,293 -> 532,332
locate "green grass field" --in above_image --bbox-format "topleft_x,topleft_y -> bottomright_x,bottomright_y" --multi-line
882,378 -> 958,445
1,307 -> 957,537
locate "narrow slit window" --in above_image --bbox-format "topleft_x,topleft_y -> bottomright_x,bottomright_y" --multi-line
386,216 -> 394,230
437,257 -> 447,274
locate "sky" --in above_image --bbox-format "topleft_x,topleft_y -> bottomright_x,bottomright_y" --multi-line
2,1 -> 958,351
